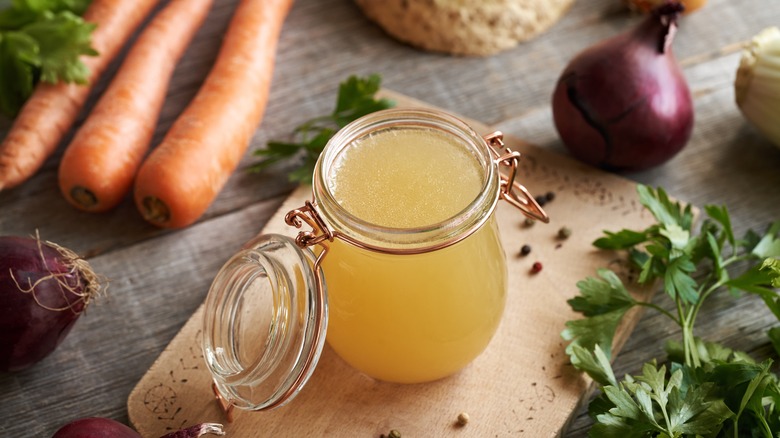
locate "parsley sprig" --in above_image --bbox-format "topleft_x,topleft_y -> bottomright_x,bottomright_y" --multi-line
0,0 -> 97,118
250,74 -> 395,183
563,184 -> 780,436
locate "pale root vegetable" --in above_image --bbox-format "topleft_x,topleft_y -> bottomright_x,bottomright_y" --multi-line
58,0 -> 214,212
133,0 -> 294,228
0,0 -> 162,191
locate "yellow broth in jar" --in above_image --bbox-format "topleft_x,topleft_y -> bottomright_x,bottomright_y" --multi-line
321,128 -> 507,383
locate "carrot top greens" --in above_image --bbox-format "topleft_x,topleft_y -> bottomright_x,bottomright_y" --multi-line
0,0 -> 97,118
251,74 -> 395,183
563,185 -> 780,437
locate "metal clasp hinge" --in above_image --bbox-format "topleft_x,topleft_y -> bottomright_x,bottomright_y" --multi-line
484,131 -> 549,223
285,201 -> 334,249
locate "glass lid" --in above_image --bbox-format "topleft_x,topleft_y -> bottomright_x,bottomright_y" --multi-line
202,233 -> 327,413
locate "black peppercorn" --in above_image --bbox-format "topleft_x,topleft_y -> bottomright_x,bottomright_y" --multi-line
520,244 -> 531,256
545,191 -> 556,202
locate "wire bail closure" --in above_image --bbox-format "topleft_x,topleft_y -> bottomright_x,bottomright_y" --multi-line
285,201 -> 334,250
484,131 -> 549,223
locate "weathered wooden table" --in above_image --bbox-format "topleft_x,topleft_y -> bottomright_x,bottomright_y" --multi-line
1,0 -> 779,436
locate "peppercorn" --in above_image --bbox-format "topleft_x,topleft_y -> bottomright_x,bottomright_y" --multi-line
534,195 -> 547,207
456,412 -> 470,427
524,217 -> 535,227
558,226 -> 572,239
545,191 -> 556,202
531,262 -> 543,273
388,430 -> 402,438
520,244 -> 531,256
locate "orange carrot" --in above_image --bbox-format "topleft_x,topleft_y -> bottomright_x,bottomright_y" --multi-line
133,0 -> 293,228
0,0 -> 162,191
58,0 -> 214,212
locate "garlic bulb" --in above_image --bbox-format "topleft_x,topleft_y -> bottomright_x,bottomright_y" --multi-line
735,27 -> 780,149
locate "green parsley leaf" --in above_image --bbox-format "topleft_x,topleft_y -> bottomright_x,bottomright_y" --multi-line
563,183 -> 780,436
660,223 -> 691,253
0,0 -> 90,27
664,255 -> 698,303
250,74 -> 395,183
591,362 -> 732,437
23,11 -> 96,83
727,258 -> 780,319
562,269 -> 636,358
0,0 -> 96,117
769,327 -> 780,359
333,74 -> 387,127
752,221 -> 780,259
569,344 -> 617,387
567,268 -> 637,317
593,229 -> 648,250
637,185 -> 694,231
704,204 -> 736,251
0,31 -> 36,116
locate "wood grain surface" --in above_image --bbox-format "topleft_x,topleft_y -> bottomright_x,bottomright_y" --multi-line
1,0 -> 780,436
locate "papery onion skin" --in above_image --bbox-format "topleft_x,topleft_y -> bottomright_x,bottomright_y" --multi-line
552,3 -> 694,171
0,235 -> 99,372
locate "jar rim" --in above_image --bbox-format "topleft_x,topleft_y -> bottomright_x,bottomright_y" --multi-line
312,108 -> 501,253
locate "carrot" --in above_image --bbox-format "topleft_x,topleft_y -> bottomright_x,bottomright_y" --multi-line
58,0 -> 214,212
0,0 -> 162,191
133,0 -> 293,228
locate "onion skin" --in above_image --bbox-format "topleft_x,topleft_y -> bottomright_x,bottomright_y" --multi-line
552,3 -> 694,171
52,417 -> 141,438
51,418 -> 225,438
0,235 -> 99,372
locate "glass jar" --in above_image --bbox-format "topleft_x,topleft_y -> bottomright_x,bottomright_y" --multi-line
202,108 -> 548,416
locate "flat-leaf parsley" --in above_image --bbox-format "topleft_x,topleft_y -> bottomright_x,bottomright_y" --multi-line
563,184 -> 780,437
250,74 -> 395,183
0,0 -> 97,118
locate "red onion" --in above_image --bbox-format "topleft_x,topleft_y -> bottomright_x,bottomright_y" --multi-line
0,234 -> 101,372
52,417 -> 140,438
552,2 -> 693,171
51,417 -> 225,438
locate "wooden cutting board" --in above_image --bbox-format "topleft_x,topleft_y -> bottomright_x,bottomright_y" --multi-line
128,91 -> 658,437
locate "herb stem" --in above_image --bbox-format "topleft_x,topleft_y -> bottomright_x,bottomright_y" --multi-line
685,253 -> 749,332
636,301 -> 678,323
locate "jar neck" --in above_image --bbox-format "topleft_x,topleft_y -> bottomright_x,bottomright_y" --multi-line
312,108 -> 500,253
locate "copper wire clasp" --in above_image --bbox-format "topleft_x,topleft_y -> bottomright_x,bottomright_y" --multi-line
284,201 -> 334,249
484,131 -> 549,223
212,381 -> 235,422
